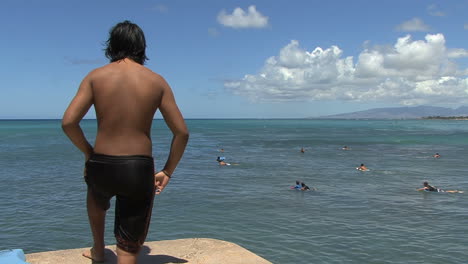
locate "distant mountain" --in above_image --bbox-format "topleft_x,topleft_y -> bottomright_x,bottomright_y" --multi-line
318,106 -> 468,119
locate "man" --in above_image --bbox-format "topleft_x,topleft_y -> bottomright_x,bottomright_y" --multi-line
417,181 -> 462,193
418,181 -> 438,192
216,156 -> 229,166
62,20 -> 189,264
301,182 -> 311,191
293,180 -> 301,189
357,163 -> 369,171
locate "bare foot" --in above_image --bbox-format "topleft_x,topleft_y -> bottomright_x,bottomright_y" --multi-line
82,247 -> 105,263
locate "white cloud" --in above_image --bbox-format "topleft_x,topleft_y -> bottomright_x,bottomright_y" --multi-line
464,23 -> 468,30
427,4 -> 445,17
217,5 -> 269,29
448,48 -> 468,58
224,34 -> 468,106
396,18 -> 430,32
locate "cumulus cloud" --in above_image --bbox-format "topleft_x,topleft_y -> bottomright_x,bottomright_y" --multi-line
448,48 -> 468,58
217,5 -> 269,29
396,18 -> 430,32
224,34 -> 468,105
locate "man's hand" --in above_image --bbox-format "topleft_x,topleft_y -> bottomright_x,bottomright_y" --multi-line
154,171 -> 171,195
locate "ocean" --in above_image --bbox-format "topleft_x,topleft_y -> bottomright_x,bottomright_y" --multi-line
1,119 -> 468,264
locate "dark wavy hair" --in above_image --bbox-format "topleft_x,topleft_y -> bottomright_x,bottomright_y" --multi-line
105,20 -> 148,65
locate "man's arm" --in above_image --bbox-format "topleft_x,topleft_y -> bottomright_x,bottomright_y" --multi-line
62,75 -> 94,160
155,78 -> 189,193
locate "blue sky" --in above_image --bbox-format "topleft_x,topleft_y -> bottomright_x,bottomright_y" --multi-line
1,0 -> 467,119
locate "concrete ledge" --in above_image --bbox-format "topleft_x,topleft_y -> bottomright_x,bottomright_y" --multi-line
26,238 -> 272,264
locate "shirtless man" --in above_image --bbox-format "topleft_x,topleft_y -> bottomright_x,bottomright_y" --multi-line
62,21 -> 189,264
417,181 -> 462,193
357,163 -> 369,171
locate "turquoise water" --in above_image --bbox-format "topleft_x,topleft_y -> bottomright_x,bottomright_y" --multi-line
1,119 -> 468,263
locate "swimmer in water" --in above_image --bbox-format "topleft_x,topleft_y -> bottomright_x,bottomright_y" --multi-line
218,160 -> 230,166
417,181 -> 438,192
216,156 -> 230,166
433,153 -> 441,158
417,181 -> 462,193
357,163 -> 369,171
292,180 -> 302,189
216,156 -> 239,166
301,182 -> 317,191
342,146 -> 350,150
300,147 -> 305,153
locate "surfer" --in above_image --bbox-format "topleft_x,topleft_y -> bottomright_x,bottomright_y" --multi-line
216,157 -> 231,166
292,181 -> 302,189
218,160 -> 230,166
417,181 -> 462,193
216,156 -> 239,166
217,156 -> 230,166
357,164 -> 369,171
301,182 -> 311,191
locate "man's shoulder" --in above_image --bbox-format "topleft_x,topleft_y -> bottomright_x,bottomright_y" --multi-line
86,64 -> 113,77
140,66 -> 164,79
87,63 -> 157,76
86,63 -> 167,86
145,70 -> 168,86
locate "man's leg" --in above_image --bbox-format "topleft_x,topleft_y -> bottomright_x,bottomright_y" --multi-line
114,194 -> 152,264
82,189 -> 106,262
116,247 -> 138,264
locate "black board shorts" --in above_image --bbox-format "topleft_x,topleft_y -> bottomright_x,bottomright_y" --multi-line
85,153 -> 155,253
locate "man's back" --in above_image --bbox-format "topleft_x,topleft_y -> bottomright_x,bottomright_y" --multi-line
90,58 -> 164,156
62,20 -> 188,264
